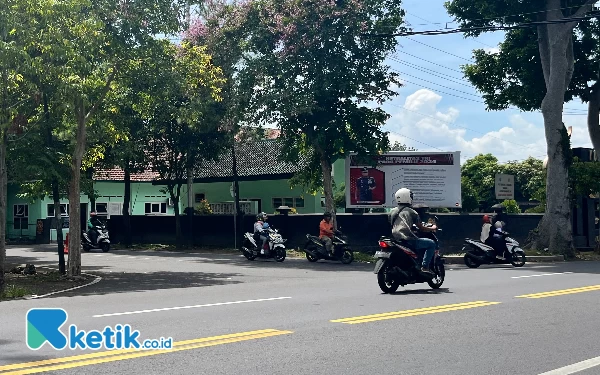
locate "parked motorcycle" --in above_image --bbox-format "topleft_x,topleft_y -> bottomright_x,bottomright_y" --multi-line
241,228 -> 287,262
374,220 -> 445,294
462,232 -> 526,268
82,224 -> 110,252
303,229 -> 354,264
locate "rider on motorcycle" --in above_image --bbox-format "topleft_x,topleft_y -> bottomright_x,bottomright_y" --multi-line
481,214 -> 507,260
86,211 -> 102,245
389,188 -> 438,275
253,212 -> 269,254
319,212 -> 335,255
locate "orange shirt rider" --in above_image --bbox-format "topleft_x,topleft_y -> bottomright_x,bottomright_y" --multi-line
319,212 -> 334,254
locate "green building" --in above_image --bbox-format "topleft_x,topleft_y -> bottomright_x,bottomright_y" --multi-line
7,139 -> 346,242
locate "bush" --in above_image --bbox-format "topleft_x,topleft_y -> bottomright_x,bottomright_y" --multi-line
525,204 -> 545,213
501,199 -> 521,213
194,199 -> 212,215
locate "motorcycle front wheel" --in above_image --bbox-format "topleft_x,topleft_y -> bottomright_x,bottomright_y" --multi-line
377,264 -> 400,294
101,243 -> 110,253
274,247 -> 286,262
427,261 -> 445,289
340,250 -> 354,264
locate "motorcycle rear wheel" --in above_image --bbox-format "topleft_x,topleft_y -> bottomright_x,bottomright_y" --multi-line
242,247 -> 256,261
305,251 -> 319,262
377,265 -> 400,294
510,252 -> 526,267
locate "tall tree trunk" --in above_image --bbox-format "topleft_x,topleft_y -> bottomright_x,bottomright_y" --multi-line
232,143 -> 241,249
68,99 -> 87,277
528,4 -> 580,257
172,185 -> 182,249
0,132 -> 7,295
320,155 -> 336,228
52,180 -> 65,275
123,164 -> 132,247
186,166 -> 193,248
587,83 -> 600,156
43,92 -> 65,274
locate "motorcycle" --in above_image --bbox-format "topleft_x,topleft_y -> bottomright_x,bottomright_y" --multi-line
462,231 -> 526,268
303,229 -> 354,264
82,224 -> 110,252
374,219 -> 445,294
241,228 -> 287,262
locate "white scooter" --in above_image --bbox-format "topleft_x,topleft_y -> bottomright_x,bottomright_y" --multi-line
82,224 -> 111,253
241,228 -> 287,262
462,232 -> 526,268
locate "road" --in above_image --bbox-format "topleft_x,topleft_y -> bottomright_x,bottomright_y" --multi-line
2,245 -> 600,375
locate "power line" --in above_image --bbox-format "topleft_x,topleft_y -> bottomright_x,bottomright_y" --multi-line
369,12 -> 600,37
393,52 -> 465,74
404,37 -> 474,62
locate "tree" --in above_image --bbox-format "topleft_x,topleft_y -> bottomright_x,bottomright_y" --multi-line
28,0 -> 188,276
459,22 -> 600,155
390,141 -> 417,151
0,0 -> 40,294
233,0 -> 406,228
147,41 -> 227,248
446,0 -> 598,256
460,154 -> 545,212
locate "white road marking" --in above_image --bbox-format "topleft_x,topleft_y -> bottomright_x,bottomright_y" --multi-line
512,272 -> 573,279
128,256 -> 137,259
93,254 -> 103,257
538,355 -> 600,374
93,297 -> 292,318
143,257 -> 151,260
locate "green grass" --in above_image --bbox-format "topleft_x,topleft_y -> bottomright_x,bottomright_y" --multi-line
1,284 -> 31,300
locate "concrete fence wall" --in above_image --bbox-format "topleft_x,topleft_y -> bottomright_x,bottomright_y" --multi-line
105,213 -> 544,254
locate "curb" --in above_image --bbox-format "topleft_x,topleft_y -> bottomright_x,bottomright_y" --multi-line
25,267 -> 102,300
442,255 -> 564,264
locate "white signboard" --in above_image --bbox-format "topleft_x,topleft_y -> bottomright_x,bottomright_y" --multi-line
495,174 -> 514,200
345,151 -> 462,208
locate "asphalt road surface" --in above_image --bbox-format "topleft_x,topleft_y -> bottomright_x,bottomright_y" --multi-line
2,245 -> 600,375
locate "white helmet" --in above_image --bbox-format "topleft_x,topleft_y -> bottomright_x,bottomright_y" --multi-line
394,188 -> 413,205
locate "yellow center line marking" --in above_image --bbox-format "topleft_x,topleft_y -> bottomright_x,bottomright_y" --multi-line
516,285 -> 600,299
0,329 -> 292,375
331,301 -> 501,324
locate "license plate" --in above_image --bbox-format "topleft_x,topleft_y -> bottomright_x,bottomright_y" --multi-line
375,251 -> 391,258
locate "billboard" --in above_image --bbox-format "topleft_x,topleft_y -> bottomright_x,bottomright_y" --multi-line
345,151 -> 462,208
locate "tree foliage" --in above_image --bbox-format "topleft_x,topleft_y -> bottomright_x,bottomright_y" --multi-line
230,0 -> 406,227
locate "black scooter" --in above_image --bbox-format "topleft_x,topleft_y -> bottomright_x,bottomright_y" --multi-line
303,229 -> 354,264
373,219 -> 445,294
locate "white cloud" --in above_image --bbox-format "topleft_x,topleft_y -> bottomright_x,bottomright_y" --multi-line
483,46 -> 500,54
384,89 -> 593,164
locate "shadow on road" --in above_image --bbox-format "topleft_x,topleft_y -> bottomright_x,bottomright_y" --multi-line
390,287 -> 452,296
46,270 -> 242,298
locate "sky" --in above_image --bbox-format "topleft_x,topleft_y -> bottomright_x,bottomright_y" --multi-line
381,0 -> 593,165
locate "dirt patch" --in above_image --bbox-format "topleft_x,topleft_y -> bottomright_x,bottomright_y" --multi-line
1,263 -> 96,301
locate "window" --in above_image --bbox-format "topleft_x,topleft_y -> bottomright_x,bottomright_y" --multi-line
145,202 -> 167,214
295,197 -> 305,208
247,198 -> 262,213
95,203 -> 108,216
47,203 -> 68,217
272,198 -> 283,208
283,198 -> 294,207
195,193 -> 206,203
13,204 -> 28,230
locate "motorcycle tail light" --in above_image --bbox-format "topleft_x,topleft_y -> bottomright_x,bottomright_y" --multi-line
379,241 -> 389,248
